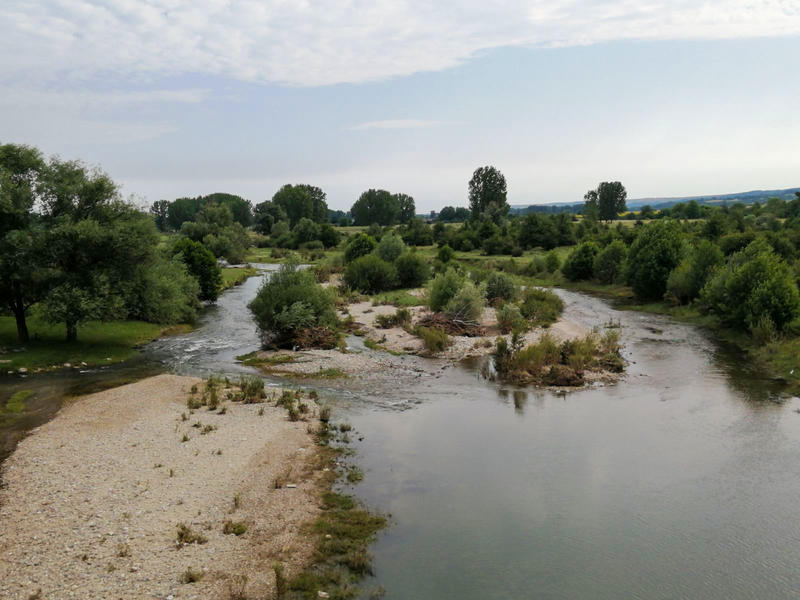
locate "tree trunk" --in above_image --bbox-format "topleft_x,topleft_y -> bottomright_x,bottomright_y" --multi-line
66,321 -> 77,342
10,287 -> 29,344
13,305 -> 29,343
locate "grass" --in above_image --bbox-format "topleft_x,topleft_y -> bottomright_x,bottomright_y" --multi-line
236,350 -> 296,367
0,314 -> 187,371
370,290 -> 425,307
221,266 -> 260,290
363,338 -> 404,356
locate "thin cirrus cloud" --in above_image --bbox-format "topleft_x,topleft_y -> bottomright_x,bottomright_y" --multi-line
1,1 -> 799,88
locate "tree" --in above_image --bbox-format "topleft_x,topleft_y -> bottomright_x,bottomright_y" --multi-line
253,200 -> 286,235
271,184 -> 328,226
167,197 -> 203,230
626,220 -> 684,300
586,182 -> 627,221
583,190 -> 599,221
0,143 -> 47,342
200,193 -> 253,227
150,200 -> 170,231
468,166 -> 508,219
395,193 -> 416,223
562,242 -> 599,281
181,203 -> 250,263
350,189 -> 399,226
171,237 -> 222,302
593,240 -> 628,284
344,233 -> 377,262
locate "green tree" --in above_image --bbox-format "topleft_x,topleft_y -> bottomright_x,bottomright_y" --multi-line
468,166 -> 508,219
395,193 -> 416,223
583,190 -> 599,221
585,182 -> 627,221
376,233 -> 406,262
344,233 -> 377,263
0,143 -> 48,342
293,217 -> 321,245
592,240 -> 628,284
253,200 -> 286,235
150,200 -> 170,231
167,197 -> 203,230
171,237 -> 222,302
201,193 -> 253,227
562,242 -> 599,281
180,204 -> 250,263
626,220 -> 684,300
271,184 -> 328,226
350,189 -> 400,226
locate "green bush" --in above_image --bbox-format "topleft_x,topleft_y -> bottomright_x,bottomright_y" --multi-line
248,261 -> 337,348
699,241 -> 800,331
415,326 -> 451,353
395,252 -> 430,288
343,254 -> 398,294
545,250 -> 561,273
626,220 -> 684,300
444,280 -> 486,321
171,236 -> 222,302
375,308 -> 412,328
375,233 -> 406,262
519,287 -> 564,326
344,233 -> 377,263
427,269 -> 464,312
437,245 -> 455,263
562,242 -> 599,281
496,303 -> 526,333
592,240 -> 628,284
485,272 -> 517,303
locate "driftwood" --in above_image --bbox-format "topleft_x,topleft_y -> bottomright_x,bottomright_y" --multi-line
415,313 -> 486,337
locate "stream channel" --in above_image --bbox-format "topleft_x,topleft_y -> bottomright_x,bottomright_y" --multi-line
2,264 -> 800,599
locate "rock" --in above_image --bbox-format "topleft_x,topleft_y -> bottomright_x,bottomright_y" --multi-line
17,367 -> 27,374
285,484 -> 297,489
63,363 -> 71,368
318,592 -> 330,599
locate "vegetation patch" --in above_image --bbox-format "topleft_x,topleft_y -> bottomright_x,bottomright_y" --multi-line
220,266 -> 260,290
4,390 -> 33,414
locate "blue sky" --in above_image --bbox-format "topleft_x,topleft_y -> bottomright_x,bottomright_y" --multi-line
2,1 -> 799,212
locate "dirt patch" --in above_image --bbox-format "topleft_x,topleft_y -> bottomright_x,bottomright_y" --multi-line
0,374 -> 326,600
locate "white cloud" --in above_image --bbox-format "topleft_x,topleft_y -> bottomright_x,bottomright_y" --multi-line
1,1 -> 798,87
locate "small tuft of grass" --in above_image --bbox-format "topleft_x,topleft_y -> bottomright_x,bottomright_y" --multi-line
176,523 -> 207,546
181,567 -> 204,584
223,520 -> 248,536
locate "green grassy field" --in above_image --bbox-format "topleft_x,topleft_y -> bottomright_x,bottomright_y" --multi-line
221,266 -> 260,290
0,315 -> 188,371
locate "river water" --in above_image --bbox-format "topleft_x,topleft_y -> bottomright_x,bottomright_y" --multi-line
3,266 -> 800,599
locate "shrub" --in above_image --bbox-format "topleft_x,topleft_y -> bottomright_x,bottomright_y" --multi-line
375,308 -> 412,328
318,223 -> 341,248
545,250 -> 561,273
375,233 -> 406,262
415,326 -> 451,353
519,288 -> 564,326
496,303 -> 526,333
343,254 -> 398,294
394,252 -> 430,288
293,218 -> 321,245
626,220 -> 684,300
485,272 -> 517,303
562,242 -> 599,281
437,245 -> 455,263
444,280 -> 486,322
344,233 -> 377,262
593,240 -> 628,284
427,269 -> 464,312
248,261 -> 338,348
171,236 -> 222,302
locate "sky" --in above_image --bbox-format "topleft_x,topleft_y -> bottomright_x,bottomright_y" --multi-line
2,1 -> 799,212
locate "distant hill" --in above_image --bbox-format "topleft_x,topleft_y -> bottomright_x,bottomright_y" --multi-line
511,187 -> 800,214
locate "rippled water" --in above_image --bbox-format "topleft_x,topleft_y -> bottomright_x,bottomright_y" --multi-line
3,268 -> 800,599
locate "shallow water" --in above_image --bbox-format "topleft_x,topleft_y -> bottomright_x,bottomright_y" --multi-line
3,270 -> 800,599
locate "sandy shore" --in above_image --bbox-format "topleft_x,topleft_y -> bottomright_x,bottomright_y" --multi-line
0,374 -> 326,600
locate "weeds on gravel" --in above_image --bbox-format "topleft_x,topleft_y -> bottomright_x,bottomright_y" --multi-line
273,563 -> 288,599
176,523 -> 207,546
238,375 -> 266,403
181,433 -> 190,443
223,520 -> 248,536
227,574 -> 249,600
182,567 -> 204,583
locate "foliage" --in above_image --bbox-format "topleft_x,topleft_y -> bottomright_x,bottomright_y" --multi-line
496,303 -> 526,334
444,280 -> 486,322
351,189 -> 404,226
584,181 -> 627,221
375,308 -> 412,328
293,217 -> 321,245
149,200 -> 169,231
415,326 -> 451,353
401,218 -> 434,246
545,250 -> 561,273
171,237 -> 222,302
318,223 -> 341,248
343,255 -> 398,294
592,240 -> 628,284
699,241 -> 800,331
427,269 -> 464,313
562,242 -> 600,281
248,261 -> 338,348
344,233 -> 377,263
626,220 -> 684,300
485,272 -> 518,303
468,165 -> 508,219
665,240 -> 723,304
437,245 -> 455,263
271,183 -> 328,226
519,288 -> 564,327
180,203 -> 251,263
394,252 -> 431,288
375,233 -> 406,262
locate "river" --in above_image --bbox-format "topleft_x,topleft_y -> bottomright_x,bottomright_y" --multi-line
3,265 -> 800,599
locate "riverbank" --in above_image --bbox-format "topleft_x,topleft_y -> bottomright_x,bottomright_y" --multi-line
0,374 -> 327,600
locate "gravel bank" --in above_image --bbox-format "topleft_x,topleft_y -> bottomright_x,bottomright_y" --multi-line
0,374 -> 325,600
